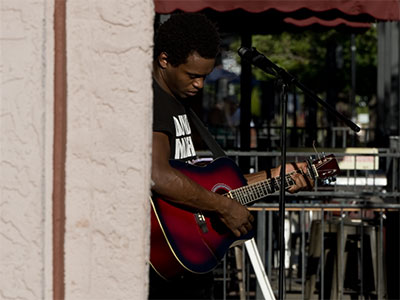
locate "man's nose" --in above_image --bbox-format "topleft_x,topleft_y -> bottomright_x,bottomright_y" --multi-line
193,77 -> 204,90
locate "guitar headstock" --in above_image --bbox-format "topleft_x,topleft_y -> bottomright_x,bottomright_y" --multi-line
309,154 -> 340,180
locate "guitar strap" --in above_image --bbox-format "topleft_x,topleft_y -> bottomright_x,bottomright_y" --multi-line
187,108 -> 227,158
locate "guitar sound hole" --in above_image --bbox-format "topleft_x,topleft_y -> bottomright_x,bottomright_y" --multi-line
215,188 -> 229,195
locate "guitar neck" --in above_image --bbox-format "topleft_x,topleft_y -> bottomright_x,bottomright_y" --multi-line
226,169 -> 309,206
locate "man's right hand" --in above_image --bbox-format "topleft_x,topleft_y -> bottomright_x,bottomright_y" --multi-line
216,195 -> 254,237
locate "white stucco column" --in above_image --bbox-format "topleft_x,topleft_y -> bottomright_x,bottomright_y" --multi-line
2,0 -> 153,299
65,1 -> 154,299
1,0 -> 55,299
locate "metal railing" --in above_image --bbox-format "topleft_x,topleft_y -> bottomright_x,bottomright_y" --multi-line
210,126 -> 380,149
196,149 -> 399,299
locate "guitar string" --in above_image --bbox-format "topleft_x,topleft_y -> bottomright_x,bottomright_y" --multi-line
223,161 -> 328,206
227,158 -> 328,202
241,158 -> 336,206
227,167 -> 315,206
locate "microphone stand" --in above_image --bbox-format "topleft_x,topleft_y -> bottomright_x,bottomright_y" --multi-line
239,47 -> 360,300
277,79 -> 288,300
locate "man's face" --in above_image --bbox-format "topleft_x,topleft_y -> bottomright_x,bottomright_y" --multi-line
164,52 -> 215,99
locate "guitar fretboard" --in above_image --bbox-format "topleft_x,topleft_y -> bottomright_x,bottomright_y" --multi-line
225,170 -> 307,206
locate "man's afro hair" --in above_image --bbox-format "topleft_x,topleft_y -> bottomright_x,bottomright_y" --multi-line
154,13 -> 220,66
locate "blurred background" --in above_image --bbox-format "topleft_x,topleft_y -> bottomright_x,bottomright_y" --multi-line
155,1 -> 400,299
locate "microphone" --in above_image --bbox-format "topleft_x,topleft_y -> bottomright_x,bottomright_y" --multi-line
238,48 -> 360,133
237,47 -> 277,77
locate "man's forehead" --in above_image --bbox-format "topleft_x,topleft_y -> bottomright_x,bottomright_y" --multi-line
182,53 -> 215,75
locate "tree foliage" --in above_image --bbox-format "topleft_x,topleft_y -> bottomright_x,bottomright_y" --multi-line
231,26 -> 377,99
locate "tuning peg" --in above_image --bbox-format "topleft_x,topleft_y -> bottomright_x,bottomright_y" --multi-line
322,177 -> 335,185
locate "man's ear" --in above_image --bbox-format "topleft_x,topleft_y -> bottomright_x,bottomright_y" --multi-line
158,52 -> 168,69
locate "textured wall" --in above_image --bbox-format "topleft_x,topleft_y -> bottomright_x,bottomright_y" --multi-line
1,0 -> 54,299
65,1 -> 153,299
1,0 -> 153,298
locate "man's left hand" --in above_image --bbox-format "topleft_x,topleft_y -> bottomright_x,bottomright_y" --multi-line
271,162 -> 314,193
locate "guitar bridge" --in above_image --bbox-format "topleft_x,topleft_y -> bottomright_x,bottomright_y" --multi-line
195,212 -> 208,233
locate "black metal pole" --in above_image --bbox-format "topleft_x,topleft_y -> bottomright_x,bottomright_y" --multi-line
239,33 -> 252,173
278,82 -> 288,300
350,33 -> 357,146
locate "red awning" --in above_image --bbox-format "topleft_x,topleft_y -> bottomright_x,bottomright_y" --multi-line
284,16 -> 371,28
154,0 -> 400,21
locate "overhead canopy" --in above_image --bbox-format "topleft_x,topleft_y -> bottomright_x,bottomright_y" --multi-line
154,0 -> 400,21
283,16 -> 372,29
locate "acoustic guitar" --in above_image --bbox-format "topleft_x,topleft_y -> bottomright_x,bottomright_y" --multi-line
150,154 -> 340,279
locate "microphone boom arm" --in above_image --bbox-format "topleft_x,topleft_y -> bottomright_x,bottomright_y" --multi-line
238,47 -> 360,133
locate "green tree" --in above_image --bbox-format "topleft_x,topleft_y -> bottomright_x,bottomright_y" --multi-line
231,26 -> 377,99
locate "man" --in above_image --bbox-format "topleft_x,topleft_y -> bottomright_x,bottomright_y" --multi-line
150,13 -> 312,299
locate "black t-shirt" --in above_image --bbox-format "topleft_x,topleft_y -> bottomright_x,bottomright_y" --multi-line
153,80 -> 196,162
150,80 -> 214,299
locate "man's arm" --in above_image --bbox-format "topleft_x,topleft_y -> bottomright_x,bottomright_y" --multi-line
151,132 -> 254,237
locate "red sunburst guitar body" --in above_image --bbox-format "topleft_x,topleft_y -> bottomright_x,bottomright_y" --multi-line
150,155 -> 339,280
150,157 -> 252,279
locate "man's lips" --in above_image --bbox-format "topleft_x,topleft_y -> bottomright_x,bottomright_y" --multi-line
186,90 -> 198,96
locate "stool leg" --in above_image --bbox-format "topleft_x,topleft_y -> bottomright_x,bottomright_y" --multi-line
334,221 -> 351,300
305,220 -> 321,300
234,246 -> 246,300
377,213 -> 387,299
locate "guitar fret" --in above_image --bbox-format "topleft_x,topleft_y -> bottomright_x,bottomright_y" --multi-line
239,189 -> 245,203
248,187 -> 255,203
266,179 -> 274,193
274,177 -> 280,190
260,183 -> 267,198
242,190 -> 248,203
243,190 -> 249,204
256,185 -> 262,198
249,186 -> 257,203
239,189 -> 248,205
229,190 -> 236,201
236,190 -> 242,204
258,183 -> 265,198
255,185 -> 260,197
256,184 -> 262,198
234,189 -> 243,205
250,185 -> 256,201
245,191 -> 252,204
267,179 -> 272,193
252,186 -> 257,200
285,176 -> 291,188
262,181 -> 268,196
252,185 -> 258,201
